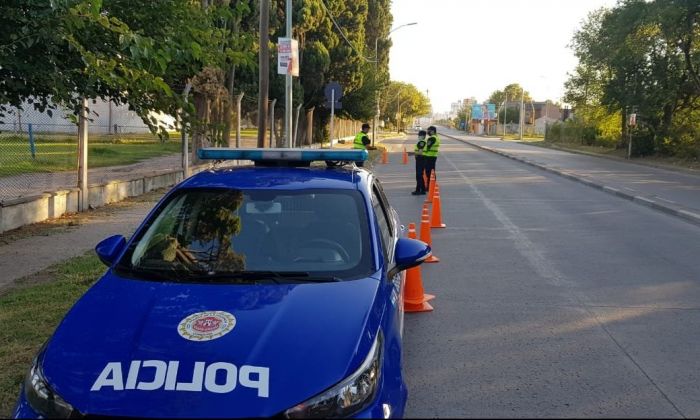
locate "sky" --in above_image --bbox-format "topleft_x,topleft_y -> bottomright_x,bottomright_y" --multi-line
388,0 -> 619,113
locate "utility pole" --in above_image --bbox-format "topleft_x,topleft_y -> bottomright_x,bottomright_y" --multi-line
396,90 -> 400,133
257,0 -> 270,148
284,0 -> 293,147
519,88 -> 524,140
235,93 -> 244,148
544,100 -> 549,140
503,95 -> 507,137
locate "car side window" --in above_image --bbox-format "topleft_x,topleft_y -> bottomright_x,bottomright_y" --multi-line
373,180 -> 395,235
372,182 -> 394,261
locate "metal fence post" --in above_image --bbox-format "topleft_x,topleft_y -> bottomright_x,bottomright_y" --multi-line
28,123 -> 36,159
78,98 -> 89,211
269,99 -> 277,148
293,103 -> 302,147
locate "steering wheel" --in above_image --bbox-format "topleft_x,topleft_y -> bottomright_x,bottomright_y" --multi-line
296,238 -> 350,263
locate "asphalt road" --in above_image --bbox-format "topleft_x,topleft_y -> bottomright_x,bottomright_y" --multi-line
374,135 -> 700,418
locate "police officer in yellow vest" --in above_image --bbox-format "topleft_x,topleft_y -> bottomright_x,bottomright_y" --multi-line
353,123 -> 371,167
412,130 -> 428,195
423,126 -> 440,191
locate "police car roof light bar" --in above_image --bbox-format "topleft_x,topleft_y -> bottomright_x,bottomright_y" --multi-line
197,148 -> 368,162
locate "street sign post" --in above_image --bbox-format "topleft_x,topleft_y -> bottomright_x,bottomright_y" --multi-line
324,82 -> 343,148
627,113 -> 637,159
279,37 -> 298,148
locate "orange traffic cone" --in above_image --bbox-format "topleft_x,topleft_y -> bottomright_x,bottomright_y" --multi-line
425,171 -> 437,203
431,191 -> 446,228
381,148 -> 389,164
404,223 -> 435,312
422,171 -> 428,189
420,211 -> 440,263
402,147 -> 408,164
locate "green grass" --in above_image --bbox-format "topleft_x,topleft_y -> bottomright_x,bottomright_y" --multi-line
0,253 -> 104,417
0,135 -> 182,177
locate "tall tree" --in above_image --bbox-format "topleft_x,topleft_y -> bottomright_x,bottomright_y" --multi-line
487,83 -> 533,105
380,81 -> 430,129
565,0 -> 699,155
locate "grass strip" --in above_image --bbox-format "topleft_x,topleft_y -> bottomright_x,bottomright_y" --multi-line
0,140 -> 181,177
0,252 -> 104,417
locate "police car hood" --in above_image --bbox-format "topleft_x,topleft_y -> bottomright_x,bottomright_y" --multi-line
41,272 -> 382,418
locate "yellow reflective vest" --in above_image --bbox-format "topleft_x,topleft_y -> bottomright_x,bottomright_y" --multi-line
414,139 -> 426,155
424,134 -> 440,157
354,132 -> 368,149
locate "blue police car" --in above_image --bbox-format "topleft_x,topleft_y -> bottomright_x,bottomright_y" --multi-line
13,149 -> 431,418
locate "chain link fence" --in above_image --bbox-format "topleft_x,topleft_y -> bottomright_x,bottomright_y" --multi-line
0,103 -> 181,202
0,109 -> 80,202
1,100 -> 368,203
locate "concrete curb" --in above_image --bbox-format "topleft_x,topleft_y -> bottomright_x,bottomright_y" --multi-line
442,132 -> 700,228
0,162 -> 220,234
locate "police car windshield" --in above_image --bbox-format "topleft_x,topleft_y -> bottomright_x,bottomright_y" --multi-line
117,188 -> 372,283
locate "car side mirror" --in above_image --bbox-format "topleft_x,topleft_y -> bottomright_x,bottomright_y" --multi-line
389,238 -> 431,278
95,235 -> 127,267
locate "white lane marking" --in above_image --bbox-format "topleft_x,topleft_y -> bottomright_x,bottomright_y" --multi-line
443,153 -> 575,291
442,152 -> 687,417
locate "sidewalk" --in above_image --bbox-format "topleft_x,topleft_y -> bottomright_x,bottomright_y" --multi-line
439,128 -> 700,227
0,191 -> 163,293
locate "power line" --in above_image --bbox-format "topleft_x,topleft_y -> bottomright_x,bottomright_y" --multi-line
319,0 -> 373,63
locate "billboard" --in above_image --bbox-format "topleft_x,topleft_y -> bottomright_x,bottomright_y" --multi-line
487,103 -> 497,120
471,104 -> 483,120
471,103 -> 497,121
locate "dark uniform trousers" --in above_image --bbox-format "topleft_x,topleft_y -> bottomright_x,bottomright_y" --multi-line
415,155 -> 426,192
423,156 -> 437,191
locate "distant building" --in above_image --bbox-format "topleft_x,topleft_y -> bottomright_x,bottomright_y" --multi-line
502,101 -> 562,123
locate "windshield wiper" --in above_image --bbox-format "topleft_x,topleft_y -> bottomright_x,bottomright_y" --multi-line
193,271 -> 343,284
114,265 -> 187,282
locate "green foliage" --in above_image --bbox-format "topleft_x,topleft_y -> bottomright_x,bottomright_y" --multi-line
564,0 -> 699,157
547,120 -> 598,146
488,83 -> 533,105
380,81 -> 430,129
498,107 -> 520,124
1,0 -> 394,141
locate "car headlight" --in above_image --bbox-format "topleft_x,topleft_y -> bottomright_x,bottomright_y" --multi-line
24,352 -> 76,418
285,331 -> 384,418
